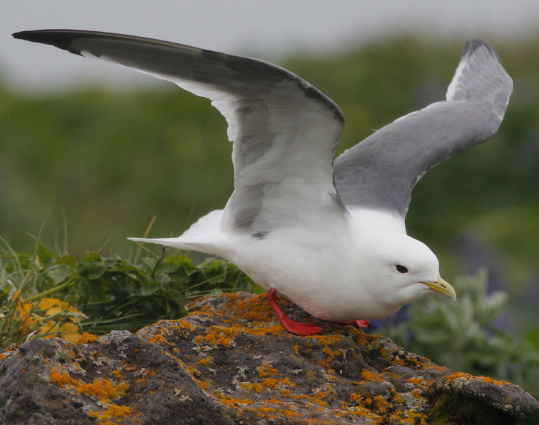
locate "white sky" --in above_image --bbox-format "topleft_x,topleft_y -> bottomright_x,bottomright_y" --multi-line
2,0 -> 539,92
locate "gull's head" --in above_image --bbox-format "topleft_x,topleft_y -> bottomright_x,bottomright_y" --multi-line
360,232 -> 456,309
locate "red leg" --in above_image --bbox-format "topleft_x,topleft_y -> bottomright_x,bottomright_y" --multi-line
340,320 -> 370,328
266,289 -> 323,336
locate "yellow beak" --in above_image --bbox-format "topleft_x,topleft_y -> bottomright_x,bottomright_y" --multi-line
422,276 -> 456,301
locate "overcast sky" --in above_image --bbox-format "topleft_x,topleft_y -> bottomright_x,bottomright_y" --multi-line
2,0 -> 539,92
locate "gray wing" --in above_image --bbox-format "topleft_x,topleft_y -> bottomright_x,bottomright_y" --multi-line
334,39 -> 513,218
13,29 -> 346,235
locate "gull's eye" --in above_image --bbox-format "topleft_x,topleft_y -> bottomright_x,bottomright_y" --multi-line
396,265 -> 408,274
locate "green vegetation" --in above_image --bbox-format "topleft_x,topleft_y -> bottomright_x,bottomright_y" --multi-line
0,236 -> 259,346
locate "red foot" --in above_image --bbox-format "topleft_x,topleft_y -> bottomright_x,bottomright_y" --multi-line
340,320 -> 370,328
266,289 -> 323,336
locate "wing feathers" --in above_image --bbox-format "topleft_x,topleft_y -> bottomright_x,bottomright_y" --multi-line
14,29 -> 346,235
334,39 -> 512,217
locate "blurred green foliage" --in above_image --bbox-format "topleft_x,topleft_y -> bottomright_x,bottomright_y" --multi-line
378,270 -> 539,399
0,37 -> 537,326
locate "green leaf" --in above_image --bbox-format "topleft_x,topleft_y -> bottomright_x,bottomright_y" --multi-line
46,264 -> 73,284
79,262 -> 107,280
81,251 -> 103,263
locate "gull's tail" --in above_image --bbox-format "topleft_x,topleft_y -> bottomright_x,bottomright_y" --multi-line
129,210 -> 227,256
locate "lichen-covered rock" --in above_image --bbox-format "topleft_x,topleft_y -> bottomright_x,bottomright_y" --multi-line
0,292 -> 537,424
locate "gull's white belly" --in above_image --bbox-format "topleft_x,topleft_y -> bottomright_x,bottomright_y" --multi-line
228,233 -> 401,322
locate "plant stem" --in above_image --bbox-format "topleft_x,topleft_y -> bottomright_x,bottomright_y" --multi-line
24,279 -> 74,303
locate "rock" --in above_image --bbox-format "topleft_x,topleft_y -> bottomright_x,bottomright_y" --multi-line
0,292 -> 538,424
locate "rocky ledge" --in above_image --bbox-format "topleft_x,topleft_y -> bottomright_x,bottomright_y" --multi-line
0,292 -> 538,424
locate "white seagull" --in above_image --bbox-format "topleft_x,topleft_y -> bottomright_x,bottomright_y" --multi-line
13,30 -> 513,335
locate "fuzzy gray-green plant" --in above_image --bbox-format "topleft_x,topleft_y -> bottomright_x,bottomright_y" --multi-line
378,270 -> 539,399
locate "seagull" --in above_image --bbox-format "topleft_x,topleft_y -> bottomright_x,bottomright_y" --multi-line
13,30 -> 512,336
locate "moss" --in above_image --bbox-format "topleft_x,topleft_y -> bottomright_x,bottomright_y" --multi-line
428,393 -> 516,425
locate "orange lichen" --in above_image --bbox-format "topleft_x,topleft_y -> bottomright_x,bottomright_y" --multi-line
88,404 -> 133,424
143,319 -> 196,340
49,366 -> 133,422
257,362 -> 278,377
185,365 -> 210,390
279,378 -> 296,389
337,404 -> 378,419
213,390 -> 254,408
76,332 -> 100,344
407,377 -> 430,391
306,334 -> 348,369
360,369 -> 385,383
347,387 -> 430,425
197,356 -> 213,366
50,368 -> 128,402
385,410 -> 428,425
134,369 -> 156,385
120,361 -> 137,372
173,319 -> 196,332
244,324 -> 285,336
255,405 -> 278,417
148,331 -> 168,345
350,392 -> 364,405
373,395 -> 389,414
292,392 -> 329,408
224,293 -> 276,323
196,379 -> 210,390
445,372 -> 510,386
195,325 -> 242,348
353,328 -> 377,346
368,339 -> 430,370
238,382 -> 264,393
262,378 -> 280,390
49,367 -> 79,388
77,377 -> 129,402
186,366 -> 201,377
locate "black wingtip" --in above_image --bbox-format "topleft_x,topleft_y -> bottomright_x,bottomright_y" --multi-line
12,30 -> 84,56
462,39 -> 501,63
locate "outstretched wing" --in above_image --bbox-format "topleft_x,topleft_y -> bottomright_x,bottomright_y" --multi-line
14,30 -> 346,235
334,39 -> 513,217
